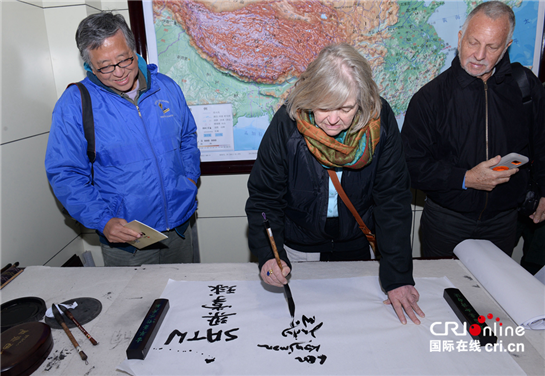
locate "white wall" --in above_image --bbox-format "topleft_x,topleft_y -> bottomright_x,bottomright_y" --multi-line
1,0 -> 81,267
197,174 -> 252,263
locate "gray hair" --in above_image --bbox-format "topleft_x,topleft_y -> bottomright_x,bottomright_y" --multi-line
460,1 -> 515,45
76,12 -> 136,67
286,43 -> 381,133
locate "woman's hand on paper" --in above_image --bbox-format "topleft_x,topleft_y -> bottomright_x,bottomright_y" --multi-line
261,259 -> 290,287
384,285 -> 425,325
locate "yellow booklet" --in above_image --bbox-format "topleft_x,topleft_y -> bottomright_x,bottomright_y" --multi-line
123,220 -> 168,249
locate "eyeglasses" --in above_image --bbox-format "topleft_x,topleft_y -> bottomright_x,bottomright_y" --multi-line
96,56 -> 134,74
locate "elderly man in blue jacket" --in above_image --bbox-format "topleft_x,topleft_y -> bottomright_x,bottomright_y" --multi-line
45,12 -> 200,266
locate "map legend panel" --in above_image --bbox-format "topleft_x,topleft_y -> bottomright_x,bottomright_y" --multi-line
190,103 -> 237,161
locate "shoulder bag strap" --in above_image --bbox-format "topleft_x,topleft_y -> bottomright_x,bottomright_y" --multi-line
327,169 -> 377,255
67,82 -> 96,184
511,62 -> 533,158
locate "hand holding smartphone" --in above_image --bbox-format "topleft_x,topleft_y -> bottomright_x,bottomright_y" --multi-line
490,152 -> 528,171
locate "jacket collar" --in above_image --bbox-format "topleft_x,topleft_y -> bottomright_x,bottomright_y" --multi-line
454,52 -> 511,88
84,54 -> 152,97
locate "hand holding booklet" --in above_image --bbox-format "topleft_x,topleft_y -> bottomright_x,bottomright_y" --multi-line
123,220 -> 168,249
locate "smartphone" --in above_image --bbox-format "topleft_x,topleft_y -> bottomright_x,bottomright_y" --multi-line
490,152 -> 529,171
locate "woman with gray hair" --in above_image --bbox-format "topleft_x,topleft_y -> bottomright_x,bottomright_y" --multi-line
245,43 -> 424,325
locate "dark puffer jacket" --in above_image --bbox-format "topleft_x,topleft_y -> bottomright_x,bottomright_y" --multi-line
246,99 -> 414,292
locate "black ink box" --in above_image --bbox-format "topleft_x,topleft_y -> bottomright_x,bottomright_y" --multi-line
126,298 -> 169,360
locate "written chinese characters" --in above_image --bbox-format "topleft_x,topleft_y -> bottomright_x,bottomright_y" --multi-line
163,284 -> 240,363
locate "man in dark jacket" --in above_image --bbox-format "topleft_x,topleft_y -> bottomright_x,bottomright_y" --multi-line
401,1 -> 545,257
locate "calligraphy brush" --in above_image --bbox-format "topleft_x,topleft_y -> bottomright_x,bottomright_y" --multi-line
52,304 -> 88,361
262,213 -> 296,321
59,304 -> 98,345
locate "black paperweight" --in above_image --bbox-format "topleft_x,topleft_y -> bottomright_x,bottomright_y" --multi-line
126,298 -> 169,360
443,288 -> 497,346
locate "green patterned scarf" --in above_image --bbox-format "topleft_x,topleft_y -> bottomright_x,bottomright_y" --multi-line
296,110 -> 381,169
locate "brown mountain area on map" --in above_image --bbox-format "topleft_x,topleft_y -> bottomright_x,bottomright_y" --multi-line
153,0 -> 398,84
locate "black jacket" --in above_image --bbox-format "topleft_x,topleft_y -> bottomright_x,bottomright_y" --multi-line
245,99 -> 414,292
402,54 -> 545,220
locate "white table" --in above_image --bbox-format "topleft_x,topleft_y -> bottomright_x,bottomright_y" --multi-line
1,260 -> 543,375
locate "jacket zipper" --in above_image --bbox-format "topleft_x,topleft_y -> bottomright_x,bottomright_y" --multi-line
136,102 -> 171,230
478,81 -> 489,221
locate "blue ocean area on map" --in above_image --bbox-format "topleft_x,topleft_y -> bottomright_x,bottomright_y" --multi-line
233,116 -> 268,150
425,1 -> 465,72
426,0 -> 539,71
510,0 -> 540,65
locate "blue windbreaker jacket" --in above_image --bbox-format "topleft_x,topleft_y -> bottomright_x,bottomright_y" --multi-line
45,59 -> 200,234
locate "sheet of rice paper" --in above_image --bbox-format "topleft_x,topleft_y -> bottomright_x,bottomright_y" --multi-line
118,275 -> 524,375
